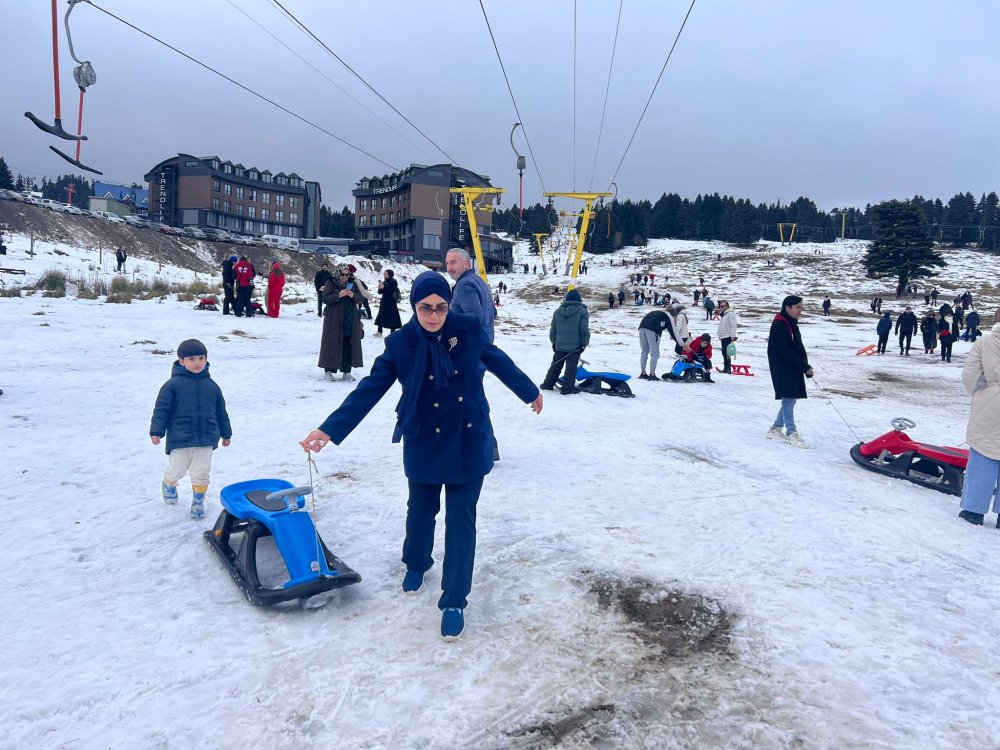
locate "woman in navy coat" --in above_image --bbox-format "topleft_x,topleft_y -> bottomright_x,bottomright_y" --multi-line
300,271 -> 543,640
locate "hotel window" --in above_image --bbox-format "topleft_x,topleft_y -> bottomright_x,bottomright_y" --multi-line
224,164 -> 232,174
276,211 -> 285,222
245,219 -> 254,232
259,221 -> 267,233
235,167 -> 244,177
381,197 -> 387,208
249,190 -> 256,201
224,201 -> 231,212
361,199 -> 368,210
290,196 -> 298,208
289,212 -> 297,223
276,195 -> 285,207
262,209 -> 270,221
381,214 -> 386,225
263,192 -> 270,204
236,204 -> 244,216
360,215 -> 367,226
391,195 -> 396,206
248,206 -> 256,218
249,170 -> 258,180
289,227 -> 299,237
263,174 -> 272,183
212,198 -> 220,210
224,184 -> 232,196
236,187 -> 244,199
213,179 -> 220,192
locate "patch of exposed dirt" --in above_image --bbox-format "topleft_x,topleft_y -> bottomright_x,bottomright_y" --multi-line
823,388 -> 875,400
869,371 -> 903,383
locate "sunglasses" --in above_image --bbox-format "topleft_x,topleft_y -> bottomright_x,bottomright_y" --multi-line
416,303 -> 449,316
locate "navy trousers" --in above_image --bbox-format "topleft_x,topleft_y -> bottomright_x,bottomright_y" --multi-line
403,476 -> 484,610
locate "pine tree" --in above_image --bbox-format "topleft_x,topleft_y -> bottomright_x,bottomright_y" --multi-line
863,200 -> 944,288
0,157 -> 13,190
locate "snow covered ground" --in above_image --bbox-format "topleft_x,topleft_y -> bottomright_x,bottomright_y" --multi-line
4,231 -> 1000,749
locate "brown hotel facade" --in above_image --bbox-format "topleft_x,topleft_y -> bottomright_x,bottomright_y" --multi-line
144,154 -> 321,238
352,163 -> 513,270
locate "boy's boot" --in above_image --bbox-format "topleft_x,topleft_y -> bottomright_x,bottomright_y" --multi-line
162,480 -> 179,505
191,484 -> 208,519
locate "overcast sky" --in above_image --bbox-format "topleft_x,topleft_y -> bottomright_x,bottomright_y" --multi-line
4,0 -> 999,215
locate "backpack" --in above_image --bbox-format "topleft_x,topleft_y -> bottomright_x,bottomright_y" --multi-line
393,284 -> 401,303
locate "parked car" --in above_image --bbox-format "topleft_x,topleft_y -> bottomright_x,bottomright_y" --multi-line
57,204 -> 85,215
157,223 -> 183,235
183,227 -> 208,240
202,228 -> 233,242
93,210 -> 125,224
227,234 -> 252,246
123,215 -> 151,228
21,194 -> 42,205
40,199 -> 64,210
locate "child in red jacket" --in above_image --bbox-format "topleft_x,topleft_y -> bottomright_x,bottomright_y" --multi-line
686,333 -> 715,383
267,261 -> 285,317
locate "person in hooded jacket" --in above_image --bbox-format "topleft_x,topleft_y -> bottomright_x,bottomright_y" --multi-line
920,311 -> 938,354
221,255 -> 237,315
895,306 -> 918,355
539,289 -> 590,394
938,304 -> 960,362
266,261 -> 285,318
766,295 -> 814,448
716,300 -> 738,373
958,309 -> 1000,526
314,263 -> 333,318
319,264 -> 364,381
966,308 -> 982,342
876,312 -> 893,354
375,269 -> 403,336
299,271 -> 543,640
233,256 -> 256,317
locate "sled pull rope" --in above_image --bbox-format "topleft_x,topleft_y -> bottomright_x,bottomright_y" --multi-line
306,451 -> 325,576
810,376 -> 863,443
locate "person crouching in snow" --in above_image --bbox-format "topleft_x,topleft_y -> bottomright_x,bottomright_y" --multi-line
267,261 -> 285,317
149,339 -> 232,519
299,271 -> 544,641
686,333 -> 715,382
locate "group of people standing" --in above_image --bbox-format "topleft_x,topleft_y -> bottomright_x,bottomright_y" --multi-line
874,302 -> 980,362
220,254 -> 285,318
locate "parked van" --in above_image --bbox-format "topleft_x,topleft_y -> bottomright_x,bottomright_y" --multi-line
260,234 -> 299,250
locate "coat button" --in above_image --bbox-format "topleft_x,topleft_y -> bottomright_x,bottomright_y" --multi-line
466,422 -> 472,428
434,402 -> 439,408
435,427 -> 441,433
429,374 -> 434,380
458,396 -> 464,402
454,369 -> 459,374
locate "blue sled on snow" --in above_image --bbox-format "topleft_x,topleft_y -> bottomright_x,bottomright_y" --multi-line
560,364 -> 635,398
663,357 -> 709,382
204,478 -> 361,606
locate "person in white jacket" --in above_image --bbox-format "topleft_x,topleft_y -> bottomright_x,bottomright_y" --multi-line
959,309 -> 1000,526
669,303 -> 691,355
716,301 -> 739,374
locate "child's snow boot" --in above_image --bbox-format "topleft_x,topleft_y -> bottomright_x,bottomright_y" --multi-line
162,480 -> 179,505
191,484 -> 207,519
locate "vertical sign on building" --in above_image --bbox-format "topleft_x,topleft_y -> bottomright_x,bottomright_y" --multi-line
449,191 -> 469,249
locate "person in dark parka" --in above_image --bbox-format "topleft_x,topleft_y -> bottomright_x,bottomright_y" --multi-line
300,271 -> 544,641
314,263 -> 333,318
374,269 -> 403,336
895,306 -> 918,355
938,304 -> 959,362
319,264 -> 364,380
920,311 -> 938,354
221,255 -> 237,315
766,295 -> 814,447
540,289 -> 590,394
966,308 -> 982,342
876,312 -> 892,354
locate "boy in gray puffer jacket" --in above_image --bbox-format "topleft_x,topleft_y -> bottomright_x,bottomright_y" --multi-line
539,289 -> 590,395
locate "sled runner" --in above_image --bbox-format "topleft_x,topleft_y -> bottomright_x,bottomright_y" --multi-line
855,344 -> 876,356
849,418 -> 967,496
717,364 -> 754,376
570,365 -> 635,398
204,479 -> 360,606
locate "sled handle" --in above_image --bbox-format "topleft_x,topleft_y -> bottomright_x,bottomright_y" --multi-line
891,417 -> 916,432
265,485 -> 313,511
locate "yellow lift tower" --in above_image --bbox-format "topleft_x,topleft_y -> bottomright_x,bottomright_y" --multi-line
543,191 -> 612,290
533,233 -> 549,275
449,186 -> 506,283
778,223 -> 798,245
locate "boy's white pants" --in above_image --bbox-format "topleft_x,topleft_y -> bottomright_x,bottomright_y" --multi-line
163,447 -> 214,487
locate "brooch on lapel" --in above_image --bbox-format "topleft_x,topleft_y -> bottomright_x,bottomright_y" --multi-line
448,337 -> 458,351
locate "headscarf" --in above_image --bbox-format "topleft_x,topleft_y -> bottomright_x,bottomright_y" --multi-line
397,271 -> 455,439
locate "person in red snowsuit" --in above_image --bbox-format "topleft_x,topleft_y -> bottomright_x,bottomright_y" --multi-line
233,256 -> 255,317
686,333 -> 715,382
267,261 -> 285,318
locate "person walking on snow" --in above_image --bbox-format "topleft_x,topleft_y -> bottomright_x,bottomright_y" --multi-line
822,297 -> 831,316
766,295 -> 814,448
958,309 -> 1000,526
266,262 -> 285,318
149,339 -> 232,519
939,304 -> 959,363
703,295 -> 715,320
221,255 -> 237,315
233,256 -> 255,317
895,306 -> 918,355
314,263 -> 333,318
319,264 -> 364,381
299,271 -> 543,640
876,312 -> 892,354
920,311 -> 938,354
966,308 -> 981,342
374,269 -> 403,337
115,247 -> 127,272
539,289 -> 590,394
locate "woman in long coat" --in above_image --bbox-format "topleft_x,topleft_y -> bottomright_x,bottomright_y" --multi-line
766,295 -> 813,447
300,271 -> 543,640
374,269 -> 403,336
318,264 -> 364,381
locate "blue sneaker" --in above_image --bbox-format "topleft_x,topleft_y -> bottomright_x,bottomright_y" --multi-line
440,608 -> 464,640
402,569 -> 425,595
162,481 -> 178,505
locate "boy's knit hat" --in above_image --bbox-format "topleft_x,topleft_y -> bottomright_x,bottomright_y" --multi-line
564,289 -> 582,303
177,339 -> 208,359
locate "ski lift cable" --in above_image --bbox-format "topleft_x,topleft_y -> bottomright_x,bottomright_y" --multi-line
604,0 -> 697,192
265,0 -> 457,166
477,0 -> 548,194
587,0 -> 624,191
223,0 -> 439,164
84,1 -> 399,171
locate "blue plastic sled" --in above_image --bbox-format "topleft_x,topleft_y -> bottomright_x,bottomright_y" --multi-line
204,478 -> 361,606
565,365 -> 635,398
663,357 -> 708,382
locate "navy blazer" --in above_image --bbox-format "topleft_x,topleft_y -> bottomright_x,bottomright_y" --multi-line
318,312 -> 539,485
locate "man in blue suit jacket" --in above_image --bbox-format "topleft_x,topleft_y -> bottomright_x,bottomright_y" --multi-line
301,271 -> 543,640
